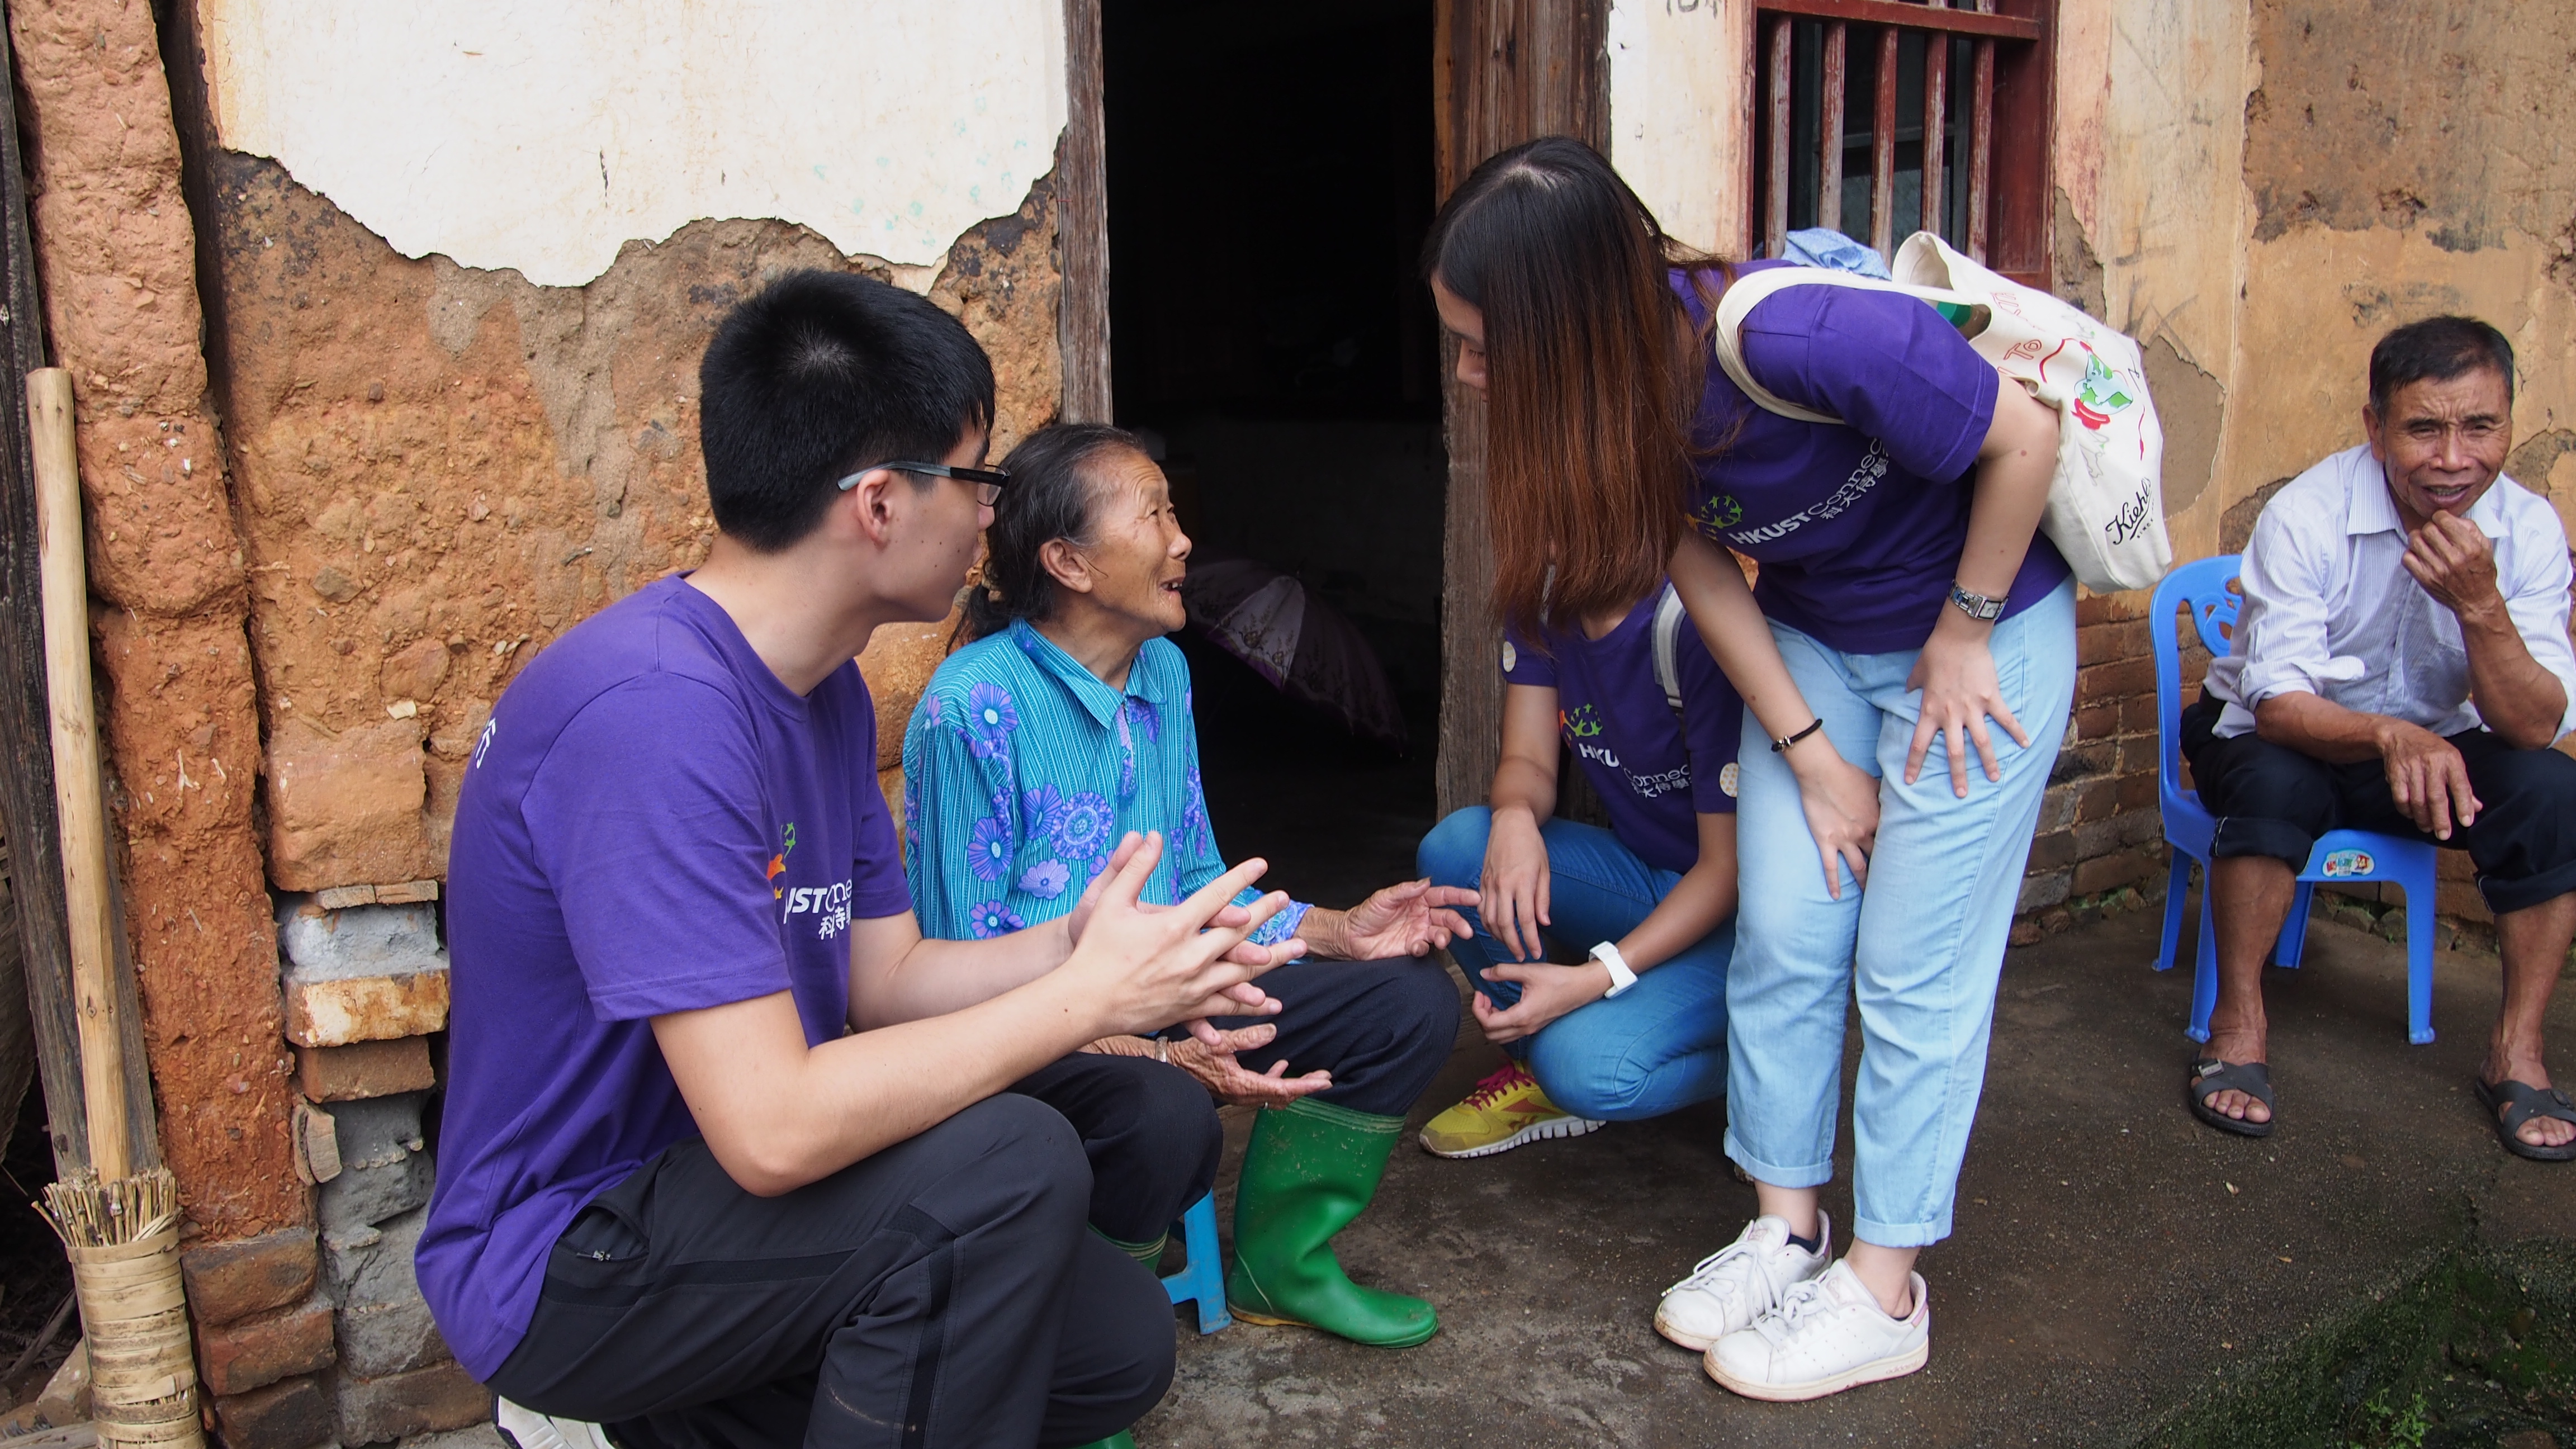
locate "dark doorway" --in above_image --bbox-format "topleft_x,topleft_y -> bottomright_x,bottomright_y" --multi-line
1102,0 -> 1445,906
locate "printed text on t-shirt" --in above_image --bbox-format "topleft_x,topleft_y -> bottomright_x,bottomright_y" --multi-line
783,880 -> 854,940
1705,441 -> 1892,548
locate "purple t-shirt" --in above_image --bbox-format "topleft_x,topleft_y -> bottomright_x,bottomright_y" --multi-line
1679,262 -> 2070,654
1503,584 -> 1744,874
418,575 -> 911,1380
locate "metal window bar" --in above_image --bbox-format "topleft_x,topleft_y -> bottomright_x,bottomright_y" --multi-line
1757,0 -> 2029,266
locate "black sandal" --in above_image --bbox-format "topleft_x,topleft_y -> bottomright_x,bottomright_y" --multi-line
2473,1077 -> 2576,1162
2188,1058 -> 2276,1138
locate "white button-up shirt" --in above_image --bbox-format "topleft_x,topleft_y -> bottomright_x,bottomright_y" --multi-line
2204,444 -> 2576,741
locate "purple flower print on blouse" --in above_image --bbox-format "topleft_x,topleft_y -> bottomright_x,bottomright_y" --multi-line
1018,859 -> 1071,898
969,902 -> 1026,939
1021,784 -> 1071,847
964,682 -> 1019,760
1053,790 -> 1114,863
967,808 -> 1015,882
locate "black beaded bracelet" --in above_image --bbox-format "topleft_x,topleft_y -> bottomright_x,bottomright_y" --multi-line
1770,718 -> 1825,754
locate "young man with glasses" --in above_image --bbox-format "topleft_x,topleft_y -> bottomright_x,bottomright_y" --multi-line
420,269 -> 1306,1449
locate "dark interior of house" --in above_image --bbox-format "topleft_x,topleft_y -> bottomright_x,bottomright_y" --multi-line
1102,0 -> 1446,906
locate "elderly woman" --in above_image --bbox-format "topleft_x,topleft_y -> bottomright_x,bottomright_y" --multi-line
902,423 -> 1470,1349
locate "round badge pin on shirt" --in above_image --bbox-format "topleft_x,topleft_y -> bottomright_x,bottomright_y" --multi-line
1501,640 -> 1517,673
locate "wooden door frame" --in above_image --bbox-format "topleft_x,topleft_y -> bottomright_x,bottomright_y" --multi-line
1052,0 -> 1607,817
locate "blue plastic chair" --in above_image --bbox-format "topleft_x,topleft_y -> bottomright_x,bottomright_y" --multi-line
2150,555 -> 2440,1045
1162,1190 -> 1230,1333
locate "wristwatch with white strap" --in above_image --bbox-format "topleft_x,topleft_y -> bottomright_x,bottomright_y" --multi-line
1589,940 -> 1640,998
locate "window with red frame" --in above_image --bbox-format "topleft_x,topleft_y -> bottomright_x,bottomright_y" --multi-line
1750,1 -> 2054,288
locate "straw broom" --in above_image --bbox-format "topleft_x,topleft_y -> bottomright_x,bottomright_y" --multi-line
25,367 -> 203,1449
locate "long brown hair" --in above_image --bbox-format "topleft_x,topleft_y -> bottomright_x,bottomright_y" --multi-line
1423,137 -> 1726,641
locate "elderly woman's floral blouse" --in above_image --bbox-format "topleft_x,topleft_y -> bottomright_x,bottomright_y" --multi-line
901,619 -> 1311,946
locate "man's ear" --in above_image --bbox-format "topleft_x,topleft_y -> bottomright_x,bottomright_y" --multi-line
1038,538 -> 1095,595
844,467 -> 902,547
2361,404 -> 2386,462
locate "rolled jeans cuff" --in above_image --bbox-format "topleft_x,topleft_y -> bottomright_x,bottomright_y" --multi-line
1722,1130 -> 1832,1191
2483,856 -> 2576,916
1851,1211 -> 1951,1251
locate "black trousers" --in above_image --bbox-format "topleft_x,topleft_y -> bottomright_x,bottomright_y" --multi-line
1010,955 -> 1458,1242
486,1097 -> 1169,1449
2182,694 -> 2576,914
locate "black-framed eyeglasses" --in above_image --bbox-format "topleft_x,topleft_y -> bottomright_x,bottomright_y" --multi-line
839,461 -> 1012,507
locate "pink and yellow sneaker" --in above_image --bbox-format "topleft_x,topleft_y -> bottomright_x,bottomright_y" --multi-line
1418,1060 -> 1602,1159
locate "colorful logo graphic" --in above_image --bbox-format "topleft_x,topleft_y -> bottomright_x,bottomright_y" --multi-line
1718,762 -> 1741,798
1695,493 -> 1745,536
768,821 -> 798,898
2070,348 -> 2135,431
1562,703 -> 1604,740
2321,848 -> 2376,879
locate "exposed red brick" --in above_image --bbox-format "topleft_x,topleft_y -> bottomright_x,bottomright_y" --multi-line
181,1228 -> 317,1328
2073,779 -> 2118,823
2076,657 -> 2155,704
295,1038 -> 437,1102
2071,702 -> 2118,741
198,1296 -> 334,1397
2076,619 -> 2150,666
2026,829 -> 2078,871
211,1373 -> 334,1449
2438,879 -> 2493,923
2117,769 -> 2160,811
2120,692 -> 2163,735
2076,589 -> 2150,625
2075,848 -> 2162,896
264,716 -> 435,892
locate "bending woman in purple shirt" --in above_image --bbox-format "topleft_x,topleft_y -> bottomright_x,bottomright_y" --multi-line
1422,137 -> 2073,1401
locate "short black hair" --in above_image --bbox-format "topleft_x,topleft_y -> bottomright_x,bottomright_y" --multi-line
2367,315 -> 2515,417
698,269 -> 996,552
958,423 -> 1143,644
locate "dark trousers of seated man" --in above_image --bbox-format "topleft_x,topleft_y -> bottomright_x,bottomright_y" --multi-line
487,1093 -> 1179,1449
2182,693 -> 2576,916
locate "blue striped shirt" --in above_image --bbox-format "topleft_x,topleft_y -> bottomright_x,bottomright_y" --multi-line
902,619 -> 1311,945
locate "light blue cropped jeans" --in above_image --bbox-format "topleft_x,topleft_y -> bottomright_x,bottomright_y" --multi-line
1418,808 -> 1731,1121
1726,581 -> 2075,1248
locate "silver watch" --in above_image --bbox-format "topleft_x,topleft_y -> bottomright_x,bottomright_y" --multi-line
1948,583 -> 2005,622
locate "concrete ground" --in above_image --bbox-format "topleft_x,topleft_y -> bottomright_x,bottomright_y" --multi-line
1132,901 -> 2576,1448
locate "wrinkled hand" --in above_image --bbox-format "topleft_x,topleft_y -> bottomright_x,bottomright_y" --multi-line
1906,627 -> 2031,799
1471,960 -> 1611,1045
2375,718 -> 2481,839
1068,832 -> 1292,1011
1167,1021 -> 1332,1106
1336,879 -> 1477,959
2402,512 -> 2505,623
1480,806 -> 1551,961
1789,747 -> 1879,900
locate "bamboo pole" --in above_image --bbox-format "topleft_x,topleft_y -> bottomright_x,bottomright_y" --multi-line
26,366 -> 201,1449
29,368 -> 125,1183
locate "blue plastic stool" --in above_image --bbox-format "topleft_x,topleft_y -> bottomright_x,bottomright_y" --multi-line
2149,556 -> 2440,1045
1161,1190 -> 1230,1334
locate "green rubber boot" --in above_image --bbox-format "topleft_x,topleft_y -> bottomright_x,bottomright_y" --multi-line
1224,1097 -> 1437,1348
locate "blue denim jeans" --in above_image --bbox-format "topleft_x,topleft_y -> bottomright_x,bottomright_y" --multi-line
1417,807 -> 1731,1122
1726,580 -> 2075,1248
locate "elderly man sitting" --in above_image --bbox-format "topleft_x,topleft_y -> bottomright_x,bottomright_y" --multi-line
2184,315 -> 2576,1161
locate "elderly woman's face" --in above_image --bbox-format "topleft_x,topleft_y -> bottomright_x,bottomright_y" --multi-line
1075,449 -> 1191,637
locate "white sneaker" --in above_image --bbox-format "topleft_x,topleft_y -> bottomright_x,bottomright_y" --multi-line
496,1398 -> 619,1449
1652,1213 -> 1831,1351
1702,1260 -> 1930,1401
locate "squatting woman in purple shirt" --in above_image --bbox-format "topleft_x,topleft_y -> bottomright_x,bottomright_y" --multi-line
1422,136 -> 2073,1401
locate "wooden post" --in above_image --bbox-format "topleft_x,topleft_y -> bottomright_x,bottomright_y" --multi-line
1058,0 -> 1113,425
28,370 -> 126,1183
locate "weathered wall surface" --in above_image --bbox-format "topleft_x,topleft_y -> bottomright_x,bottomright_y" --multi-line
203,159 -> 1061,891
197,0 -> 1068,286
11,0 -> 301,1237
2023,0 -> 2576,934
1607,0 -> 1753,257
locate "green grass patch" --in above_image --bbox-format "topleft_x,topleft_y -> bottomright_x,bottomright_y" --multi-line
2129,1239 -> 2575,1448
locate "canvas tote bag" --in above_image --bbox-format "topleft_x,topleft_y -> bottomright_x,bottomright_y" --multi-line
1708,231 -> 2172,594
